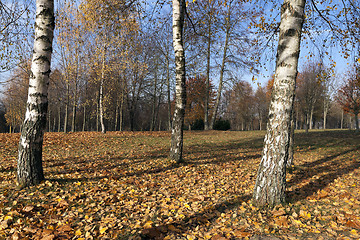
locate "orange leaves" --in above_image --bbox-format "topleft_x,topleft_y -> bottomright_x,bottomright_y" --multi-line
1,131 -> 360,239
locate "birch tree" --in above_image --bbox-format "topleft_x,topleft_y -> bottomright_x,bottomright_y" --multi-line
210,1 -> 231,130
17,0 -> 54,187
170,0 -> 186,163
253,0 -> 306,206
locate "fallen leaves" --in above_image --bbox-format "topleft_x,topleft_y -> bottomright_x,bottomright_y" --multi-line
0,130 -> 360,239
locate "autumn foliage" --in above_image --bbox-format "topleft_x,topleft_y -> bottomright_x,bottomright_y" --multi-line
184,75 -> 215,129
336,67 -> 360,131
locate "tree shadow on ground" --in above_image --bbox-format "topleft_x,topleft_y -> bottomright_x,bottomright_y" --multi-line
46,136 -> 264,185
138,194 -> 252,239
287,146 -> 360,202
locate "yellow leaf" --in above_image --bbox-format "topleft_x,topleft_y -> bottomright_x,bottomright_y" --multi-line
75,229 -> 82,236
144,221 -> 153,229
99,227 -> 108,234
187,235 -> 195,240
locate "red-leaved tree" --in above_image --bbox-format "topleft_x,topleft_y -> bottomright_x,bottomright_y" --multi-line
336,67 -> 360,132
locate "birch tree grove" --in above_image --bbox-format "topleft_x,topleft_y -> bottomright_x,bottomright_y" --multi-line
253,0 -> 306,206
170,0 -> 186,163
17,0 -> 55,187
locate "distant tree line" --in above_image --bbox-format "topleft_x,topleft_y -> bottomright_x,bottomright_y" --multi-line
1,59 -> 358,133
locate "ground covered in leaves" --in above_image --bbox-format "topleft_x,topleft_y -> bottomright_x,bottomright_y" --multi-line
0,130 -> 360,240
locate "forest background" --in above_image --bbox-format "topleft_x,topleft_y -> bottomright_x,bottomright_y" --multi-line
0,0 -> 358,134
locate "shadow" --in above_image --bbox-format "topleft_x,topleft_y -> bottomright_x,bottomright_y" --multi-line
0,166 -> 16,173
139,194 -> 252,239
45,136 -> 264,183
287,146 -> 360,202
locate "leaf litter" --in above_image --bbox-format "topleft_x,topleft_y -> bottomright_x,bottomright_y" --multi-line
0,130 -> 359,239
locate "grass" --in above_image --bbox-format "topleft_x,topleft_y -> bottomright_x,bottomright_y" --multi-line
0,130 -> 360,239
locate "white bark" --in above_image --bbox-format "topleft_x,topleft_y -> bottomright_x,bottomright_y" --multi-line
253,0 -> 306,206
17,0 -> 55,187
99,44 -> 107,134
170,0 -> 186,163
204,18 -> 211,130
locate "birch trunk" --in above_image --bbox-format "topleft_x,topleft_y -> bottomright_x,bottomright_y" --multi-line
99,44 -> 106,134
71,99 -> 76,132
17,0 -> 54,187
57,106 -> 61,132
151,67 -> 158,131
305,113 -> 309,133
96,101 -> 99,132
253,0 -> 305,206
166,57 -> 172,131
119,87 -> 124,131
53,112 -> 56,132
204,21 -> 211,130
210,5 -> 231,129
64,82 -> 69,133
323,98 -> 328,129
170,0 -> 186,163
309,105 -> 314,130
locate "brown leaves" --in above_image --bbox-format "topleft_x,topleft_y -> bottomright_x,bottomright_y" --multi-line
346,220 -> 360,230
0,131 -> 360,239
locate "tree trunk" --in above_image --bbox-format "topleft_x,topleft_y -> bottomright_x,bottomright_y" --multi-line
71,99 -> 76,132
253,0 -> 305,206
349,115 -> 352,130
96,101 -> 99,132
48,110 -> 51,132
53,111 -> 56,132
355,112 -> 359,133
57,106 -> 61,132
82,104 -> 86,132
170,0 -> 186,163
129,105 -> 135,131
210,5 -> 231,130
64,83 -> 69,133
99,44 -> 106,134
114,100 -> 119,131
17,0 -> 54,187
305,113 -> 309,133
323,98 -> 328,129
119,88 -> 124,131
166,57 -> 172,131
204,19 -> 211,131
151,66 -> 158,131
341,110 -> 344,129
309,105 -> 314,130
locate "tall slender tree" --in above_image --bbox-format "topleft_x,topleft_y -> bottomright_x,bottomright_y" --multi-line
170,0 -> 186,163
253,0 -> 306,206
17,0 -> 55,187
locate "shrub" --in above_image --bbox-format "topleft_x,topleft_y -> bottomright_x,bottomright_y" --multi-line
214,119 -> 230,130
